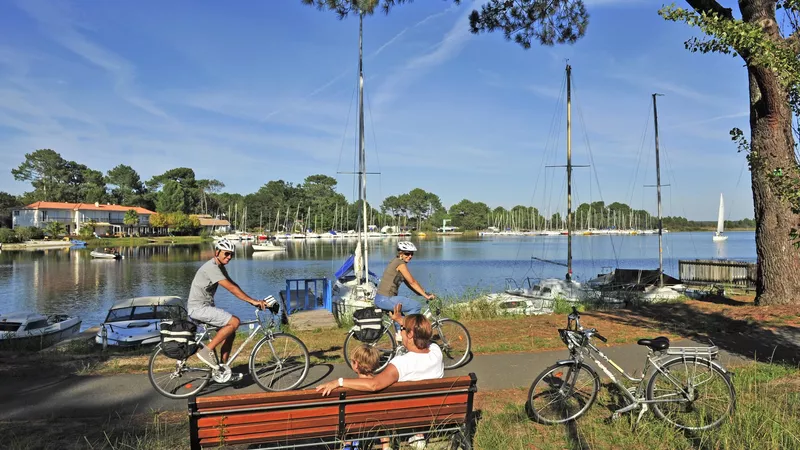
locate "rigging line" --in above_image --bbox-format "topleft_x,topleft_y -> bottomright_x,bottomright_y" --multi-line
619,100 -> 653,256
336,82 -> 359,187
516,70 -> 567,279
364,88 -> 383,218
571,76 -> 621,267
659,137 -> 699,265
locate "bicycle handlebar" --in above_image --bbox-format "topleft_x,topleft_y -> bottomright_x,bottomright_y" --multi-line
565,306 -> 607,343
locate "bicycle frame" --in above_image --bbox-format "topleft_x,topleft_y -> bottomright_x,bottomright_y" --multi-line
566,334 -> 725,410
193,313 -> 278,368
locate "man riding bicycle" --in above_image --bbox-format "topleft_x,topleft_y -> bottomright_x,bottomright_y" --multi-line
374,241 -> 435,336
189,238 -> 278,373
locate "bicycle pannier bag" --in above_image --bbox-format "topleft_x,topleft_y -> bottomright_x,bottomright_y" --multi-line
352,307 -> 383,342
159,319 -> 198,359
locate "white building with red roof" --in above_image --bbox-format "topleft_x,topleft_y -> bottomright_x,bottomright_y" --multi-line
12,201 -> 156,236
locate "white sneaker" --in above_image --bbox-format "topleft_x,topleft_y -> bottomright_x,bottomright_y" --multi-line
395,331 -> 403,342
408,434 -> 426,449
196,346 -> 218,369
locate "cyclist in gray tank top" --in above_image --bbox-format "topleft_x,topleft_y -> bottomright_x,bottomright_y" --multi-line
374,241 -> 435,332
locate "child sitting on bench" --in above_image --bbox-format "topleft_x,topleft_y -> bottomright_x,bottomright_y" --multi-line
345,344 -> 390,450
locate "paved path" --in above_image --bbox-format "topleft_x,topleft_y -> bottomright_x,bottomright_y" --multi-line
0,338 -> 748,421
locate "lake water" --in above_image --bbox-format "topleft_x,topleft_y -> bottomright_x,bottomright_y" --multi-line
0,231 -> 756,331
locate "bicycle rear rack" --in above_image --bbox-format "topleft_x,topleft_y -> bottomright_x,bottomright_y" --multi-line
665,345 -> 719,360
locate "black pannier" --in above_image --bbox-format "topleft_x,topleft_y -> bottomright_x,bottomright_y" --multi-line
352,307 -> 384,342
159,320 -> 199,359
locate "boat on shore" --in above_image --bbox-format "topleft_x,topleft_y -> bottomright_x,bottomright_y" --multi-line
0,312 -> 82,350
95,296 -> 186,347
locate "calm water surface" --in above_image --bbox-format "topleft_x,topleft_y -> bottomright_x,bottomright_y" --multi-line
0,231 -> 755,330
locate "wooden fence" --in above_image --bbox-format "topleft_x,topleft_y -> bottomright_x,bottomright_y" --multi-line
678,259 -> 757,289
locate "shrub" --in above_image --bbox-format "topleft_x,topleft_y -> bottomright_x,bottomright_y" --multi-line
0,228 -> 19,243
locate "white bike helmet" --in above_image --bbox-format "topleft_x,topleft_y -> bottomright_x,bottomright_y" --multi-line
397,241 -> 417,252
215,238 -> 235,253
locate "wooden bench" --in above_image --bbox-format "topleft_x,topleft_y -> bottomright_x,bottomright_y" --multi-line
188,373 -> 478,449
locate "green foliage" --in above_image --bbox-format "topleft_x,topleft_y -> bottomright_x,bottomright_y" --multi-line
0,192 -> 21,228
78,226 -> 93,240
155,180 -> 187,213
15,226 -> 36,242
0,228 -> 18,244
469,0 -> 589,48
44,221 -> 65,238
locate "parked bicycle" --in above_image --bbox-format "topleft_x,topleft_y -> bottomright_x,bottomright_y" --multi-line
148,308 -> 310,399
342,296 -> 471,373
526,307 -> 735,431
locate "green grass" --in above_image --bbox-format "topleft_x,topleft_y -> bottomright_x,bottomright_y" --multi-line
474,361 -> 800,450
2,361 -> 797,449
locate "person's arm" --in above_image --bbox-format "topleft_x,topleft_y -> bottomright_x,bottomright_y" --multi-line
397,264 -> 434,300
218,279 -> 264,308
316,364 -> 400,396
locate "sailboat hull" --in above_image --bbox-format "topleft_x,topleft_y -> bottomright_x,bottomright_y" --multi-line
712,234 -> 728,242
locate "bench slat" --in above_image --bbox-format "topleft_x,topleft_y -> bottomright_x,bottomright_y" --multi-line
344,393 -> 467,414
198,425 -> 339,447
196,405 -> 338,428
346,404 -> 467,430
345,415 -> 466,435
197,415 -> 339,439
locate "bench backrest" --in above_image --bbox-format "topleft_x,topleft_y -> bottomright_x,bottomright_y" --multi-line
189,373 -> 477,449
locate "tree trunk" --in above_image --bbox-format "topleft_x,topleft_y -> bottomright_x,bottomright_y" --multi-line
743,1 -> 800,305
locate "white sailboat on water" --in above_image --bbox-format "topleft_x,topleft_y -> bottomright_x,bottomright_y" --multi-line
712,193 -> 728,241
330,12 -> 379,324
478,64 -> 603,314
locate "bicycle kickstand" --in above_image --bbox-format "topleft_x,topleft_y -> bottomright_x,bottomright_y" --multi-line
633,403 -> 649,430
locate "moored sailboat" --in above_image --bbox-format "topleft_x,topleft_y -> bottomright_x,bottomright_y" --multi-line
330,11 -> 380,324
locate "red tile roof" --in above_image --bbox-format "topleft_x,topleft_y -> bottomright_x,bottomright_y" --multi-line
23,201 -> 155,215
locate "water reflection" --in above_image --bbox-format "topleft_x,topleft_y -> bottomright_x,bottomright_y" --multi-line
0,232 -> 756,330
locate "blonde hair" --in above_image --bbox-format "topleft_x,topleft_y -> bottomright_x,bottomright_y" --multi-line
403,314 -> 432,350
351,344 -> 380,376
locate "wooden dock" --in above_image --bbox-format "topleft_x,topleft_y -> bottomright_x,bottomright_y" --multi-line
678,259 -> 757,289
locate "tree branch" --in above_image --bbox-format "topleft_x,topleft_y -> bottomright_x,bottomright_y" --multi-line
685,0 -> 734,20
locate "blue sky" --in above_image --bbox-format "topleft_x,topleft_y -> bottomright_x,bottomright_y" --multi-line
0,0 -> 752,221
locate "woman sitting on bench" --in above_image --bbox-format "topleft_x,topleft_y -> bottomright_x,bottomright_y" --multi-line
316,303 -> 443,396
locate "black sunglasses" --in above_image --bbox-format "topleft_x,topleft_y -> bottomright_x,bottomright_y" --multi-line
401,252 -> 414,256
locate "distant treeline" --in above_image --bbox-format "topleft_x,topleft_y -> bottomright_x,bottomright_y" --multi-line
0,149 -> 754,233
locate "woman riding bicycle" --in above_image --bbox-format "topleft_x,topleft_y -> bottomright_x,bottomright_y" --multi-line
374,241 -> 435,331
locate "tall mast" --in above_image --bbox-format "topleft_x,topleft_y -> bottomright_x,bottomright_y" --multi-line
357,12 -> 369,284
653,93 -> 664,288
566,64 -> 573,280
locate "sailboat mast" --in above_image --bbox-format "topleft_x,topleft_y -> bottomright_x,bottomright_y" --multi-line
653,93 -> 664,288
357,12 -> 369,284
566,64 -> 573,280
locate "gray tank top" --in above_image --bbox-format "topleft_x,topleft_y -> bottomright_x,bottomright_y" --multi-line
377,257 -> 406,297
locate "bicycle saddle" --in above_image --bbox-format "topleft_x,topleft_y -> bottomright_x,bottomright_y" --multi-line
637,336 -> 670,351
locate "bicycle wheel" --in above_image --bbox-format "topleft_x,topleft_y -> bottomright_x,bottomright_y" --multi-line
526,361 -> 600,425
249,333 -> 310,392
647,356 -> 736,431
343,327 -> 396,374
148,346 -> 211,399
432,318 -> 471,370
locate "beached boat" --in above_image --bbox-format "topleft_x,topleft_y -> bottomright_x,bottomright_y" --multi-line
95,296 -> 186,347
0,312 -> 82,350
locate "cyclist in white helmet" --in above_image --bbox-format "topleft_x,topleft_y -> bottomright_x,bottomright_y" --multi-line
188,238 -> 278,373
374,241 -> 435,332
